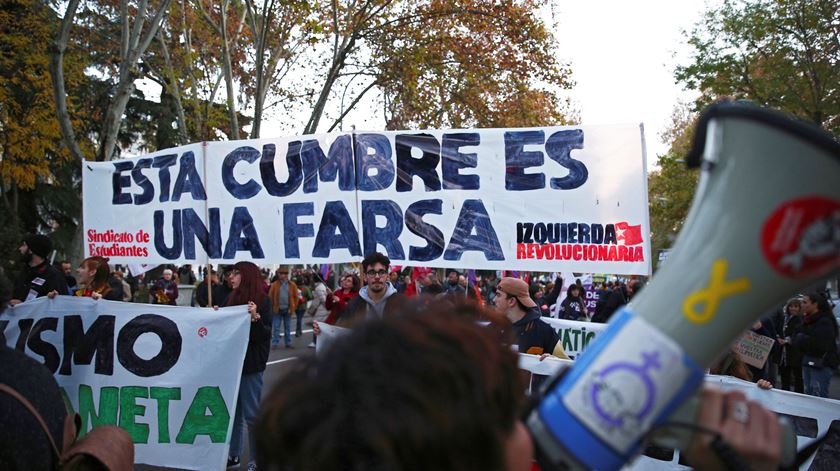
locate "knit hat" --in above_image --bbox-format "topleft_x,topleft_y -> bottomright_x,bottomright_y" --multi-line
23,234 -> 53,259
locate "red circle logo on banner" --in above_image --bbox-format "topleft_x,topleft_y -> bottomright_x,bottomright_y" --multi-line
761,196 -> 840,278
198,327 -> 208,337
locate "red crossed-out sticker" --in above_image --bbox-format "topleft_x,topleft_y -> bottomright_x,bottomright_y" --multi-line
760,196 -> 840,278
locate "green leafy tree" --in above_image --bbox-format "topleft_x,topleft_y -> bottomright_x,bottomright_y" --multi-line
648,105 -> 699,270
300,0 -> 575,134
375,0 -> 575,129
676,0 -> 840,135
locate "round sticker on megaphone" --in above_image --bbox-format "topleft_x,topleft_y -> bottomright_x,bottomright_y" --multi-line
761,196 -> 840,278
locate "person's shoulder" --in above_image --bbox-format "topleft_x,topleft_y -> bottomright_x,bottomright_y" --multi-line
815,311 -> 836,327
345,294 -> 364,307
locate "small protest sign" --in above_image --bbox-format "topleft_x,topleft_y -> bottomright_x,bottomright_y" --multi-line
732,331 -> 775,369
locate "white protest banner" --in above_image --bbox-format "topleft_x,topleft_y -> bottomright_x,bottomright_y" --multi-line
732,330 -> 775,368
83,125 -> 651,274
316,322 -> 350,356
541,317 -> 606,359
1,296 -> 250,470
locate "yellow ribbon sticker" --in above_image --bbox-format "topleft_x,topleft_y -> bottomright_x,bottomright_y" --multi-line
683,259 -> 751,324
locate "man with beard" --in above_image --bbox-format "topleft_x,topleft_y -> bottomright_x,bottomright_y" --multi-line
10,235 -> 68,305
314,252 -> 408,332
445,269 -> 466,296
59,260 -> 77,294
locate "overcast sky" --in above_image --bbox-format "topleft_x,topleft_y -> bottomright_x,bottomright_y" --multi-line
548,0 -> 708,167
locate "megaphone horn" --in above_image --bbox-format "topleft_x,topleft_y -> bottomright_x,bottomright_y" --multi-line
528,101 -> 840,470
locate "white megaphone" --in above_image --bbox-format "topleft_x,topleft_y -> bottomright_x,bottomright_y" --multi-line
527,102 -> 840,470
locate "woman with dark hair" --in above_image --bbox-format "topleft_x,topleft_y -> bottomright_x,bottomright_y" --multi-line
559,284 -> 587,320
777,297 -> 804,393
793,291 -> 839,397
225,261 -> 273,470
324,273 -> 360,325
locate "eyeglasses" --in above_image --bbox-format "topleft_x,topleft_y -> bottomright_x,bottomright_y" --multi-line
278,271 -> 289,275
366,269 -> 389,277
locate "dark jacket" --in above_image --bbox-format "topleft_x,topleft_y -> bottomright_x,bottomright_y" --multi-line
445,281 -> 466,296
767,309 -> 785,364
793,310 -> 838,361
560,295 -> 586,320
243,298 -> 273,375
513,308 -> 560,355
13,262 -> 68,302
195,281 -> 229,307
0,346 -> 67,469
781,314 -> 804,368
592,287 -> 627,323
543,277 -> 563,308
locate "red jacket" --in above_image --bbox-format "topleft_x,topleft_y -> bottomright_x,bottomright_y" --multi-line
324,289 -> 358,324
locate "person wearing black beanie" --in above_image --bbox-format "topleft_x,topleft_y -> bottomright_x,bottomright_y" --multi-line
10,234 -> 68,305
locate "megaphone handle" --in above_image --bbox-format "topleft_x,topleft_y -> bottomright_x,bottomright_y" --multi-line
649,394 -> 797,468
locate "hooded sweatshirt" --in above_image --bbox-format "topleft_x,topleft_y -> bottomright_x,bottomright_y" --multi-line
337,283 -> 407,327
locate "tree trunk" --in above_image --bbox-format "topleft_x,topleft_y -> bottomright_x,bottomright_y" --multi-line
52,0 -> 172,162
49,0 -> 87,162
158,30 -> 189,144
220,1 -> 240,140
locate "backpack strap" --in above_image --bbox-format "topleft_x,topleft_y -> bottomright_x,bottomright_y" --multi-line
0,382 -> 62,459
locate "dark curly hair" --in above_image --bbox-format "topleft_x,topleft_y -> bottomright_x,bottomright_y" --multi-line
256,303 -> 525,470
361,251 -> 390,272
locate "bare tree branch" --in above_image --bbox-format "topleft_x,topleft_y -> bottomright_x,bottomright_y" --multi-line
328,80 -> 377,132
49,0 -> 86,162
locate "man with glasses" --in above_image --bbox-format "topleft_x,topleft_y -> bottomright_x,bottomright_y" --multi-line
315,252 -> 408,332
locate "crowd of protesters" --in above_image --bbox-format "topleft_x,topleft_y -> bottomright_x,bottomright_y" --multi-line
2,234 -> 839,471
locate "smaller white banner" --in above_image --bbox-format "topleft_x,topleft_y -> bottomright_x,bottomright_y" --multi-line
541,317 -> 606,359
1,296 -> 250,470
316,322 -> 350,356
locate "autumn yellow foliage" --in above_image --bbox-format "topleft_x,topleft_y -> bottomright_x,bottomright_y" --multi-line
0,0 -> 74,191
